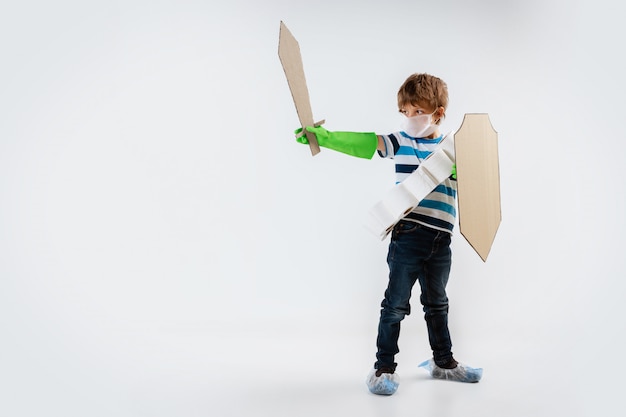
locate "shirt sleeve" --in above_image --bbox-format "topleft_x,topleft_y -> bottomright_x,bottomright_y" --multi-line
377,133 -> 401,159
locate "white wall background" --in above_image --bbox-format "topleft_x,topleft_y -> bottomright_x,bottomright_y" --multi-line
1,1 -> 625,416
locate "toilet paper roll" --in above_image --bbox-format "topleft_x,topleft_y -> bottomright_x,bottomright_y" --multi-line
368,200 -> 397,231
421,147 -> 454,183
363,208 -> 393,240
383,184 -> 419,221
441,132 -> 455,158
364,132 -> 456,240
402,169 -> 437,199
366,183 -> 419,239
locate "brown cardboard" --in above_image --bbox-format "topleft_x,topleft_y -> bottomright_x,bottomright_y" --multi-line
278,21 -> 320,156
454,114 -> 501,261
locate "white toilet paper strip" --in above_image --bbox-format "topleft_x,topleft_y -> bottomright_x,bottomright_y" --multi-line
365,132 -> 455,240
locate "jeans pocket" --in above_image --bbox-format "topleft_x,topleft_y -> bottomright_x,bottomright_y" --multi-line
393,220 -> 419,237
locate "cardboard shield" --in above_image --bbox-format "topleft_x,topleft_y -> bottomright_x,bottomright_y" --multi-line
455,113 -> 501,261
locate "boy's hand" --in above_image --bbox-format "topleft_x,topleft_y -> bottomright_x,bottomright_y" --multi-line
294,125 -> 329,145
292,124 -> 378,159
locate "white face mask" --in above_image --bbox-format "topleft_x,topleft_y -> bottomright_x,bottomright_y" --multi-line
401,112 -> 438,138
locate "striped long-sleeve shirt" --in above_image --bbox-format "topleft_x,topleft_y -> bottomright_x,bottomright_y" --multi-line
378,131 -> 457,233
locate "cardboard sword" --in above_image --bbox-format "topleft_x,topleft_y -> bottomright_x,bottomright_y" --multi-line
278,21 -> 322,156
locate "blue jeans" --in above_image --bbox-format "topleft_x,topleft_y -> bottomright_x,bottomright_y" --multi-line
375,220 -> 454,370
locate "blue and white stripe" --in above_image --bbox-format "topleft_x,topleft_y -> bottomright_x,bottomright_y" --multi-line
378,131 -> 457,233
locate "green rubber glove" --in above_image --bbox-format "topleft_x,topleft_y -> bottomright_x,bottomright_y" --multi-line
295,125 -> 378,159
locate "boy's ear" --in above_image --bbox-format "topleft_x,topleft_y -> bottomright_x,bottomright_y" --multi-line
434,106 -> 445,123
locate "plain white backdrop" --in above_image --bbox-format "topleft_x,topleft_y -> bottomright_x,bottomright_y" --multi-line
1,1 -> 625,416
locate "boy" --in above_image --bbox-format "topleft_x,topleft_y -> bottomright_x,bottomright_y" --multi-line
295,73 -> 482,395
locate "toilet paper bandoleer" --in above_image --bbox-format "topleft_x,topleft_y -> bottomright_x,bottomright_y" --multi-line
294,118 -> 456,241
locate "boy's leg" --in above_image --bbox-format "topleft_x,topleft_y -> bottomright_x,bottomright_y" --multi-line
416,230 -> 454,367
375,272 -> 415,371
374,222 -> 426,371
414,230 -> 483,383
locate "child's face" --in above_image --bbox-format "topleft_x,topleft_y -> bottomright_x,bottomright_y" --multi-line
399,101 -> 436,118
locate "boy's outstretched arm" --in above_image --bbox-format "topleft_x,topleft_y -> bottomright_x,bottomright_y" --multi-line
376,135 -> 386,152
294,125 -> 379,159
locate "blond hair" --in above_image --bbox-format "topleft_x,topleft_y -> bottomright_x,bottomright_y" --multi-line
397,73 -> 448,121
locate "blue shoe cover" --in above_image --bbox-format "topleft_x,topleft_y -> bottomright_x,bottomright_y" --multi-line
419,359 -> 483,383
366,368 -> 399,395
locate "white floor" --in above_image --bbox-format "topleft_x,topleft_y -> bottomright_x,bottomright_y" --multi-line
1,314 -> 620,417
